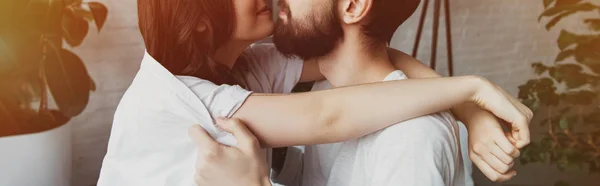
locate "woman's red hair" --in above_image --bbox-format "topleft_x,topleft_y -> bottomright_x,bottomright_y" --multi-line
138,0 -> 238,85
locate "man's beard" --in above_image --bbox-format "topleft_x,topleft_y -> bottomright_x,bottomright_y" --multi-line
272,1 -> 343,61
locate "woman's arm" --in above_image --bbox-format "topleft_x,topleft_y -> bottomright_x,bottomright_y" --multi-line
232,75 -> 530,148
387,48 -> 483,122
387,48 -> 531,148
387,48 -> 530,182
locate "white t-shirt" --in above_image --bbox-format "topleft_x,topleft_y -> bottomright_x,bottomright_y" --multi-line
97,43 -> 303,186
299,70 -> 466,186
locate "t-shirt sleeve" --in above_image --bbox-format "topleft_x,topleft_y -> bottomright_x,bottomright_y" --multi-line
245,43 -> 304,93
177,76 -> 252,118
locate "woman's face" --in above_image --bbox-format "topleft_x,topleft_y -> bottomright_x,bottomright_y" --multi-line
231,0 -> 275,42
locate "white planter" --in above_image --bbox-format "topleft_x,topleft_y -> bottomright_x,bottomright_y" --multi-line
0,123 -> 72,186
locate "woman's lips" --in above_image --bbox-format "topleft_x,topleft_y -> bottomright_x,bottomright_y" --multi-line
257,6 -> 271,15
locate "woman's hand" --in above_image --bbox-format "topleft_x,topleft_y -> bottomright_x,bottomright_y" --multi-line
387,48 -> 531,182
188,118 -> 271,186
469,77 -> 533,149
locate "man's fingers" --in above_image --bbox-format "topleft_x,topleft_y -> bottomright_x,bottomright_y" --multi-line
471,153 -> 516,182
480,151 -> 512,174
216,118 -> 261,152
188,125 -> 220,153
490,143 -> 515,165
494,135 -> 520,158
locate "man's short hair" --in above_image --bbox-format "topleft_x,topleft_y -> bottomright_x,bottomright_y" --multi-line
363,0 -> 421,44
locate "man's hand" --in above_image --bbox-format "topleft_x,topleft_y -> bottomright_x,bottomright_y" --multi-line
188,118 -> 271,186
463,107 -> 520,182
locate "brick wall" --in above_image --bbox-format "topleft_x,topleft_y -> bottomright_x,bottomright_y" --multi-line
70,0 -> 599,185
390,1 -> 599,186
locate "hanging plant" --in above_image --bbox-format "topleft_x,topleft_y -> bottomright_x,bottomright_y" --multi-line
0,0 -> 107,137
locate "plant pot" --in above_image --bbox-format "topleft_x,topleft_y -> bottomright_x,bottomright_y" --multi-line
0,122 -> 72,186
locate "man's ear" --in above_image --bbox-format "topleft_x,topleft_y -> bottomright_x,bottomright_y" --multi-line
339,0 -> 373,24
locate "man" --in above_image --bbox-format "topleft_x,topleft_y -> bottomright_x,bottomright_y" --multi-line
191,0 -> 528,185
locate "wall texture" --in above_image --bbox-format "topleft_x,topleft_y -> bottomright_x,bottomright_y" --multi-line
69,0 -> 144,185
389,1 -> 600,186
69,0 -> 599,185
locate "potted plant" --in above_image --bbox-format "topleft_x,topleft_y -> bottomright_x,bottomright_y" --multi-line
0,0 -> 107,185
518,0 -> 600,185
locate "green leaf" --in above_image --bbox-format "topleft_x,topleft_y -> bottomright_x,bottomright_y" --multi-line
545,9 -> 578,30
541,137 -> 554,149
522,99 -> 540,111
549,64 -> 581,81
555,49 -> 575,62
551,64 -> 592,88
556,30 -> 596,50
62,13 -> 89,47
558,30 -> 578,50
574,38 -> 600,69
577,57 -> 600,75
563,90 -> 596,105
88,2 -> 108,31
539,2 -> 596,21
538,90 -> 561,106
67,5 -> 94,21
540,152 -> 551,163
90,77 -> 96,91
42,42 -> 92,117
518,81 -> 534,100
584,19 -> 600,31
532,62 -> 549,75
559,117 -> 569,130
539,77 -> 555,86
555,0 -> 581,7
544,0 -> 556,8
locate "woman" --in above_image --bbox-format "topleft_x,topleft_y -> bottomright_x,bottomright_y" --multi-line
97,0 -> 531,185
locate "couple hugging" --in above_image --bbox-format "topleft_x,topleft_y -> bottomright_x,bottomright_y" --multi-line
98,0 -> 532,185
